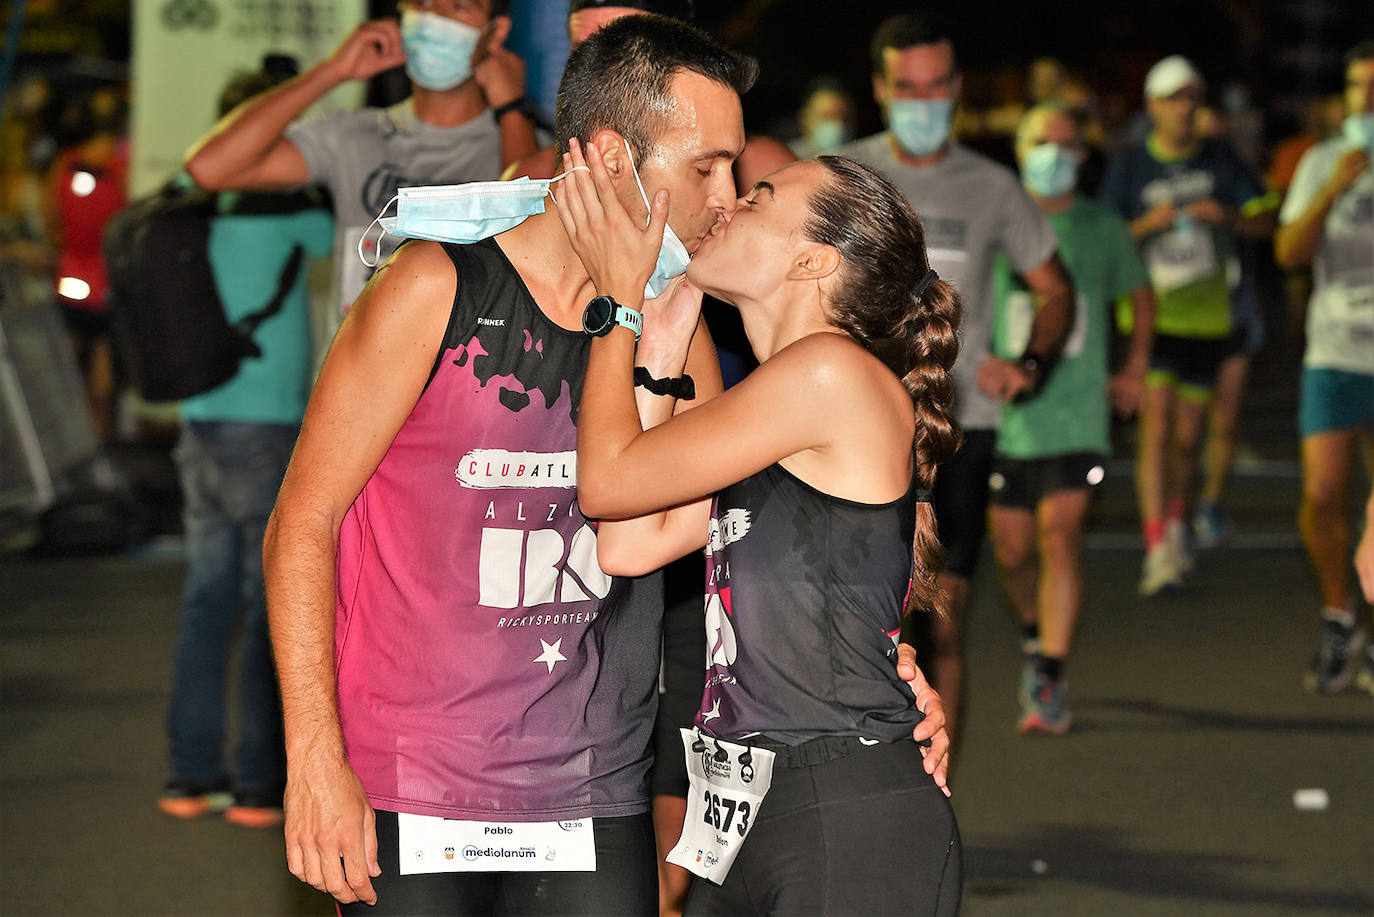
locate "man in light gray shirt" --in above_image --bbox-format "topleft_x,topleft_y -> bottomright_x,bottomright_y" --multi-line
186,0 -> 539,334
840,12 -> 1073,744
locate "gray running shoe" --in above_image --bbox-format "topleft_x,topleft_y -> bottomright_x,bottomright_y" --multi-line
1018,675 -> 1071,735
1303,618 -> 1369,695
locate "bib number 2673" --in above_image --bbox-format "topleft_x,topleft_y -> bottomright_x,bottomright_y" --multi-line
666,729 -> 775,885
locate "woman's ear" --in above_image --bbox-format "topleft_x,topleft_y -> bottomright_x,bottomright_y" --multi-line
787,243 -> 842,282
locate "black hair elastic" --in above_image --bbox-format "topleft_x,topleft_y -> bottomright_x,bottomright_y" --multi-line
912,269 -> 939,300
915,488 -> 933,503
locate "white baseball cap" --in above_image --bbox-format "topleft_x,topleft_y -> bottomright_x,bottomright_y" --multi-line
1145,55 -> 1205,99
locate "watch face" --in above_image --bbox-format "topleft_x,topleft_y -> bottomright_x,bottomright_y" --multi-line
583,296 -> 614,336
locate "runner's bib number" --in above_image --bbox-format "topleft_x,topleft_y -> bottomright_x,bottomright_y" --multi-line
1146,219 -> 1218,293
396,814 -> 596,874
665,728 -> 776,885
1002,290 -> 1088,360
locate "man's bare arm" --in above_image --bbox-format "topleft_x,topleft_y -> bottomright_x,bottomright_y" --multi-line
1276,150 -> 1369,270
264,241 -> 456,905
186,19 -> 406,191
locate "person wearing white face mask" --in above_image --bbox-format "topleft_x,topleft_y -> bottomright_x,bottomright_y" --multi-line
1275,40 -> 1374,697
985,104 -> 1157,735
184,0 -> 540,357
839,12 -> 1074,749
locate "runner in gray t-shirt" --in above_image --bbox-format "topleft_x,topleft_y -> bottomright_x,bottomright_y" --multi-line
838,12 -> 1072,744
185,0 -> 539,345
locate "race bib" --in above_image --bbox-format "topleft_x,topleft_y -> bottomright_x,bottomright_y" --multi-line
396,814 -> 596,874
1002,290 -> 1088,360
1146,220 -> 1218,293
665,729 -> 776,885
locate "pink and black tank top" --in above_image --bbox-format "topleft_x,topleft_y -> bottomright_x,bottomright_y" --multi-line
697,462 -> 924,744
334,238 -> 661,821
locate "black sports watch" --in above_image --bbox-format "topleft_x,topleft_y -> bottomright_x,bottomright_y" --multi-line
582,295 -> 643,340
1012,350 -> 1054,403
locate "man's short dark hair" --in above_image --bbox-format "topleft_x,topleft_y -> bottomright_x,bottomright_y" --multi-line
218,55 -> 300,116
1346,40 -> 1374,68
555,13 -> 756,158
869,13 -> 958,77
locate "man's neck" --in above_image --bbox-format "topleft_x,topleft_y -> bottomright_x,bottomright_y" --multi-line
1147,128 -> 1197,161
1034,190 -> 1077,214
496,208 -> 597,330
888,133 -> 950,168
411,80 -> 489,128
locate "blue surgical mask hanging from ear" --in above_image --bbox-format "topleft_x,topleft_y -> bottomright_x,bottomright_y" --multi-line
888,98 -> 954,157
357,167 -> 588,267
401,9 -> 480,92
625,142 -> 692,300
1021,143 -> 1081,199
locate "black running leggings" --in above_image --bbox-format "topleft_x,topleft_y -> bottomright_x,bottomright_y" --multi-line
684,739 -> 962,916
339,810 -> 657,916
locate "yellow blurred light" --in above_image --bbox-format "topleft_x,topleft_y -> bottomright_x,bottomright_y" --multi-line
58,277 -> 91,300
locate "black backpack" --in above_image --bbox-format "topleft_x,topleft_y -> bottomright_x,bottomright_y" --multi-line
102,180 -> 307,402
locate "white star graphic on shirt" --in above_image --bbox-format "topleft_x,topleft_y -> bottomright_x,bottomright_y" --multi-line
534,638 -> 567,674
701,699 -> 721,723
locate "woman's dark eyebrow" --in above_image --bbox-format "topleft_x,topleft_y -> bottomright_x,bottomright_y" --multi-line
749,181 -> 776,199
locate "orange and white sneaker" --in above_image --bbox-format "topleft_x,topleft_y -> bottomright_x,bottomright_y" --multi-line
223,790 -> 285,828
158,779 -> 233,819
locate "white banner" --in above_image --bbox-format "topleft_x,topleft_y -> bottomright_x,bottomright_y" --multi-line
129,0 -> 366,196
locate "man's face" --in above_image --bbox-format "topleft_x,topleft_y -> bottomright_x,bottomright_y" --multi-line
872,41 -> 961,116
568,7 -> 645,48
801,89 -> 854,134
1147,85 -> 1202,144
1016,108 -> 1082,166
398,0 -> 492,29
632,70 -> 746,253
1346,58 -> 1374,115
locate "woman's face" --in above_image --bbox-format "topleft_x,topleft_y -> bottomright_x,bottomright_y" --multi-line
686,159 -> 828,303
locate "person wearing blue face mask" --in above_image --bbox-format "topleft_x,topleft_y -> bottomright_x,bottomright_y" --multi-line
1275,40 -> 1374,698
185,0 -> 540,358
840,12 -> 1075,748
986,104 -> 1157,735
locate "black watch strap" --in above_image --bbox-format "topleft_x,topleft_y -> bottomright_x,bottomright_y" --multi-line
634,366 -> 695,399
492,96 -> 533,121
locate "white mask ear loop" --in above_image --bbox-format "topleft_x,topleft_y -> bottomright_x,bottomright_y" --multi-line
624,141 -> 653,229
358,193 -> 400,269
545,163 -> 590,207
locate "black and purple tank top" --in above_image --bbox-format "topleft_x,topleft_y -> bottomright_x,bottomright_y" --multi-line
334,238 -> 660,821
697,462 -> 923,744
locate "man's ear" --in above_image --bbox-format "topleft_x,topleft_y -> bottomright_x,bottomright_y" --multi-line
872,74 -> 888,108
589,129 -> 631,184
787,243 -> 842,282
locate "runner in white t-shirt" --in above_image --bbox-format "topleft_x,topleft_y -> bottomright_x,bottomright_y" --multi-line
1275,41 -> 1374,696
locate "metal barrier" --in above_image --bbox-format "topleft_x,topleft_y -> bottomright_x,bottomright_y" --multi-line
0,259 -> 98,517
